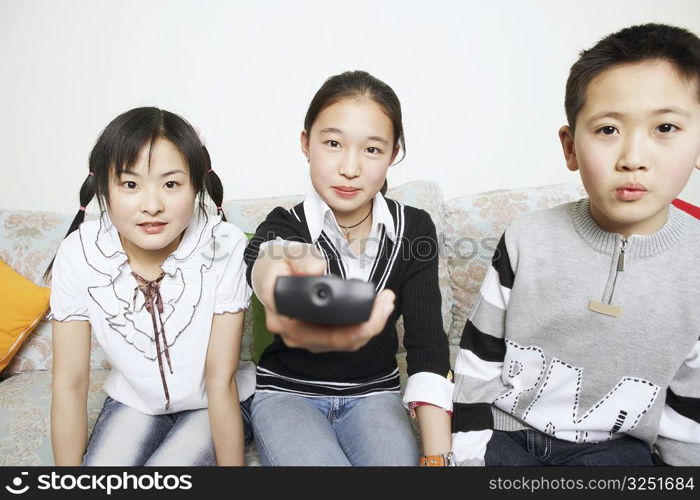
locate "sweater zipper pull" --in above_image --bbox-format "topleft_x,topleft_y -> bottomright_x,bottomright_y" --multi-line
589,237 -> 626,318
617,238 -> 627,272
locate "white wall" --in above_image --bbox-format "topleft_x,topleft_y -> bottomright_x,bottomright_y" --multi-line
1,0 -> 699,213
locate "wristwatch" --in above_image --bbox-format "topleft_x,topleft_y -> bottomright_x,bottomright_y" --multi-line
419,452 -> 456,467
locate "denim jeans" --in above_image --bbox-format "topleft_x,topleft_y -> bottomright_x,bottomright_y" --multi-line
251,391 -> 419,466
484,429 -> 654,466
82,395 -> 254,466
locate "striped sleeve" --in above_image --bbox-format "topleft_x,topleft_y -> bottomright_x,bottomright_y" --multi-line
452,234 -> 514,466
654,336 -> 700,465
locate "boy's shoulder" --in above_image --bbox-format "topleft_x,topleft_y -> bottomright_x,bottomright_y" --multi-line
673,204 -> 700,241
504,200 -> 700,250
504,200 -> 580,241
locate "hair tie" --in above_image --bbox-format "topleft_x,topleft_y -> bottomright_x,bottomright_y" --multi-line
216,206 -> 222,211
79,206 -> 87,212
88,171 -> 94,177
208,168 -> 213,173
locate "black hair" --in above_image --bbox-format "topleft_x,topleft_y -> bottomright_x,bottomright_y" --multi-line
44,107 -> 226,281
303,70 -> 405,195
565,23 -> 700,133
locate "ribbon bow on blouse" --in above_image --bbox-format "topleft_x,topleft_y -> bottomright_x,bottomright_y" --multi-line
132,271 -> 173,410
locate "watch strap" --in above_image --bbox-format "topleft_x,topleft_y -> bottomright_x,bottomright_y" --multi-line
419,452 -> 455,467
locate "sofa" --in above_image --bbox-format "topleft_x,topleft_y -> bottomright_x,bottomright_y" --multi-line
0,180 -> 590,466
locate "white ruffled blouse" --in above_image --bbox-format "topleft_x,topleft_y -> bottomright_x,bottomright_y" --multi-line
49,210 -> 255,415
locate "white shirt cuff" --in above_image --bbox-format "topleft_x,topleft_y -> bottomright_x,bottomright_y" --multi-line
403,371 -> 454,411
452,429 -> 492,466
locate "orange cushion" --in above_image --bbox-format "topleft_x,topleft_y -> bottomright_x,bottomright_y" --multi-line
0,260 -> 50,372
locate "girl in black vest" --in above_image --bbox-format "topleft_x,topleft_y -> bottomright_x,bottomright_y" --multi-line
245,71 -> 453,466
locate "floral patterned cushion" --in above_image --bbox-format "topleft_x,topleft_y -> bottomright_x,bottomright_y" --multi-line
224,180 -> 453,352
444,183 -> 588,345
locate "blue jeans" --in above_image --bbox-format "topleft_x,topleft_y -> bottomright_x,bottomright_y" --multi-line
82,395 -> 253,466
251,391 -> 419,466
484,429 -> 654,466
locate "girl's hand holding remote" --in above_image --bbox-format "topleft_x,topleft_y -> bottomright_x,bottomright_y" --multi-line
252,240 -> 395,353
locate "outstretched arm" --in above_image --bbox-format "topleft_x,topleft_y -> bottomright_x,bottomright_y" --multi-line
250,239 -> 395,353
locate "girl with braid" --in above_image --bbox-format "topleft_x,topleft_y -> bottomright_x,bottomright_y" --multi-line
46,107 -> 254,466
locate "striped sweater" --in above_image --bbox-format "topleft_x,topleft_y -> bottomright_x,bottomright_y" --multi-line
452,199 -> 700,466
244,196 -> 451,400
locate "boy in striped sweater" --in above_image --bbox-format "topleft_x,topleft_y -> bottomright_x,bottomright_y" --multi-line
452,23 -> 700,466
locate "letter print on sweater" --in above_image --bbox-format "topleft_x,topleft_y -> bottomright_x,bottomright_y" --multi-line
495,341 -> 660,442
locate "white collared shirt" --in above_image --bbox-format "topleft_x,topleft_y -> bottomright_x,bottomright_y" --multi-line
302,188 -> 397,280
49,210 -> 255,415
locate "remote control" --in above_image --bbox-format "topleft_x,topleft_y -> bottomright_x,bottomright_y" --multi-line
274,275 -> 376,325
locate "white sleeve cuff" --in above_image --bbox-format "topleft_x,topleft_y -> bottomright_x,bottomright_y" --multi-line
213,297 -> 250,315
403,371 -> 454,411
658,405 -> 700,443
452,430 -> 492,466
